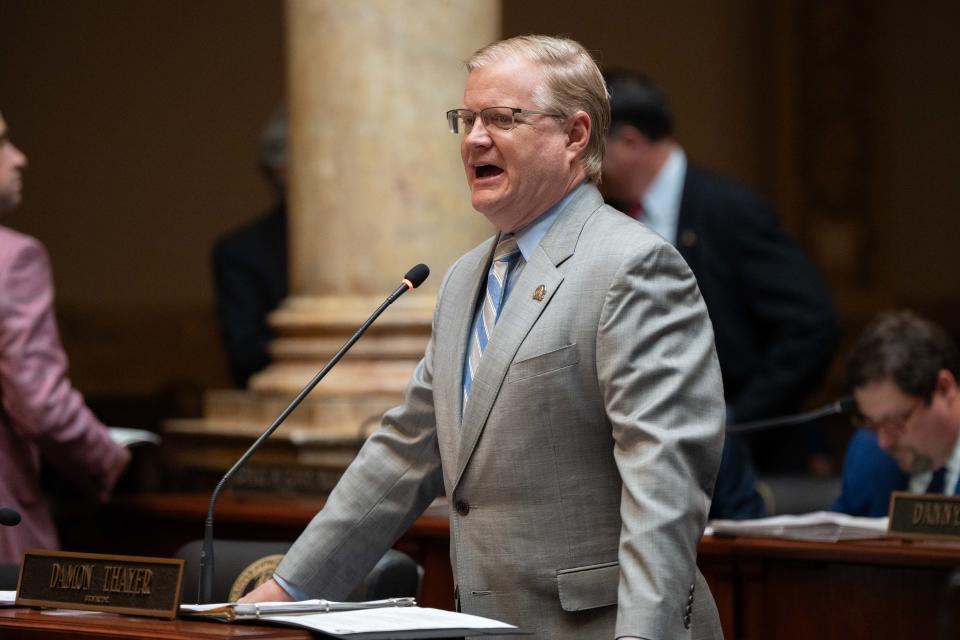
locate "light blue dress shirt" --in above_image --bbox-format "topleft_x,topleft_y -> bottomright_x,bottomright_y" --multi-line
640,146 -> 686,245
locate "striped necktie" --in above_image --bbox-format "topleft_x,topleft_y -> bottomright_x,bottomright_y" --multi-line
463,235 -> 521,407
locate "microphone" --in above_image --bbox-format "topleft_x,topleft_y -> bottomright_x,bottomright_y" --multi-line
726,396 -> 856,435
0,508 -> 21,527
197,264 -> 429,603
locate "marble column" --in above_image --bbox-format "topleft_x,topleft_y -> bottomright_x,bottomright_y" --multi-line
183,0 -> 500,453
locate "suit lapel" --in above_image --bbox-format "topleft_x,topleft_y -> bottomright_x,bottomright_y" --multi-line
434,238 -> 494,481
453,184 -> 604,490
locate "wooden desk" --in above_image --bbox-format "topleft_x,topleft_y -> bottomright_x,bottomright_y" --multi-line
0,608 -> 309,639
698,535 -> 960,639
57,493 -> 454,610
59,494 -> 960,638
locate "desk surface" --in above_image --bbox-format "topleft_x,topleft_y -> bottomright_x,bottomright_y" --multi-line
61,493 -> 960,639
0,607 -> 309,639
700,531 -> 960,566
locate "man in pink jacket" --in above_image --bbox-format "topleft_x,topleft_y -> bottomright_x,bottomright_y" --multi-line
0,111 -> 130,564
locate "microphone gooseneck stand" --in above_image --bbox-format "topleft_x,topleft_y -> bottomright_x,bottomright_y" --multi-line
197,264 -> 430,603
725,397 -> 857,435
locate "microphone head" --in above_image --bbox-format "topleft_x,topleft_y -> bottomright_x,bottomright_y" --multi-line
404,264 -> 430,289
837,395 -> 858,415
0,507 -> 21,527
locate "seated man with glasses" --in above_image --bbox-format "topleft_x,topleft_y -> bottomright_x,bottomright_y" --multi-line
832,310 -> 960,517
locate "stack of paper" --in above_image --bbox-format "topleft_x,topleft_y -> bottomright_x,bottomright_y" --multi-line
180,600 -> 525,638
706,511 -> 889,542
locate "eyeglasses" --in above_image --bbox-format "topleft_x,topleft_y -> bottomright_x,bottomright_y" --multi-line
853,398 -> 924,436
446,107 -> 563,135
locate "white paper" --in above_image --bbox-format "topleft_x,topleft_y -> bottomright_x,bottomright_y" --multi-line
108,427 -> 161,447
264,607 -> 517,634
0,591 -> 16,606
707,511 -> 888,542
181,602 -> 230,612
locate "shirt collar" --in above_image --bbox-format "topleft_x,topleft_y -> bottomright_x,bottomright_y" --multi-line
642,146 -> 686,244
511,180 -> 587,261
909,427 -> 960,496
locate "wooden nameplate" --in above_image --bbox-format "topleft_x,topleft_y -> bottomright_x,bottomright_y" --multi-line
16,549 -> 183,618
888,491 -> 960,541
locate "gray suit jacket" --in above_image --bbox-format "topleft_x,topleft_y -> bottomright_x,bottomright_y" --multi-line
277,184 -> 725,639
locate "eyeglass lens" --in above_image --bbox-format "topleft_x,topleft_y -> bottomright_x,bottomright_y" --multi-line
448,108 -> 516,134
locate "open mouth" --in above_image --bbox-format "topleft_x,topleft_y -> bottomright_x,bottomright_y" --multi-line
475,164 -> 503,179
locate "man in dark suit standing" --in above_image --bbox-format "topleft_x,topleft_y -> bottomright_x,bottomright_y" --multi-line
601,71 -> 840,519
212,109 -> 289,387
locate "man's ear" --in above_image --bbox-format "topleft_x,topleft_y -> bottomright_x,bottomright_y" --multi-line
937,369 -> 958,399
565,110 -> 591,158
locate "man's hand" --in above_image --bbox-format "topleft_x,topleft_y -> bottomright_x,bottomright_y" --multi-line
237,578 -> 294,603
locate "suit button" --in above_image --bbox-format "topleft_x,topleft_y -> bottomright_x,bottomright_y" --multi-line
455,500 -> 470,516
683,614 -> 691,629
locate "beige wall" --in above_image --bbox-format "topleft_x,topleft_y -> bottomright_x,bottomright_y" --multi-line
0,0 -> 957,405
506,0 -> 768,190
1,1 -> 284,395
873,1 -> 960,301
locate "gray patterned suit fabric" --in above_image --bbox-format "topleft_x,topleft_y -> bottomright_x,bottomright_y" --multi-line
276,184 -> 725,640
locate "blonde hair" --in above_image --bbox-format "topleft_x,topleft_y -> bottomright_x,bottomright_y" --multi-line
467,35 -> 610,182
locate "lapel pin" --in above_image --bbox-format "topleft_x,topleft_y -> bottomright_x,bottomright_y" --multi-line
533,284 -> 546,302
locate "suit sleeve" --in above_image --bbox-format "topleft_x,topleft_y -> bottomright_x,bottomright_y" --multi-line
597,241 -> 725,639
727,201 -> 839,422
0,239 -> 128,502
275,290 -> 446,599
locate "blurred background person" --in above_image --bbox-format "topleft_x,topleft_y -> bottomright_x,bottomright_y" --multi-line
212,108 -> 289,387
833,310 -> 960,517
601,71 -> 840,519
0,110 -> 130,564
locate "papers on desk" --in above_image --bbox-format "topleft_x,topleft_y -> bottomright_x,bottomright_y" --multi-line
707,511 -> 889,542
180,600 -> 523,638
0,591 -> 15,606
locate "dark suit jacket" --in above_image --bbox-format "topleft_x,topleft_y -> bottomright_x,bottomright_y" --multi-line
674,165 -> 839,518
212,204 -> 288,387
676,165 -> 839,426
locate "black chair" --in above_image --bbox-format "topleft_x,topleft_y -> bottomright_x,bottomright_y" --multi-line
174,539 -> 421,603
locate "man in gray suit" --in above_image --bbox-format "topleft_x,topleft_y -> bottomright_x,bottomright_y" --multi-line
242,35 -> 725,640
